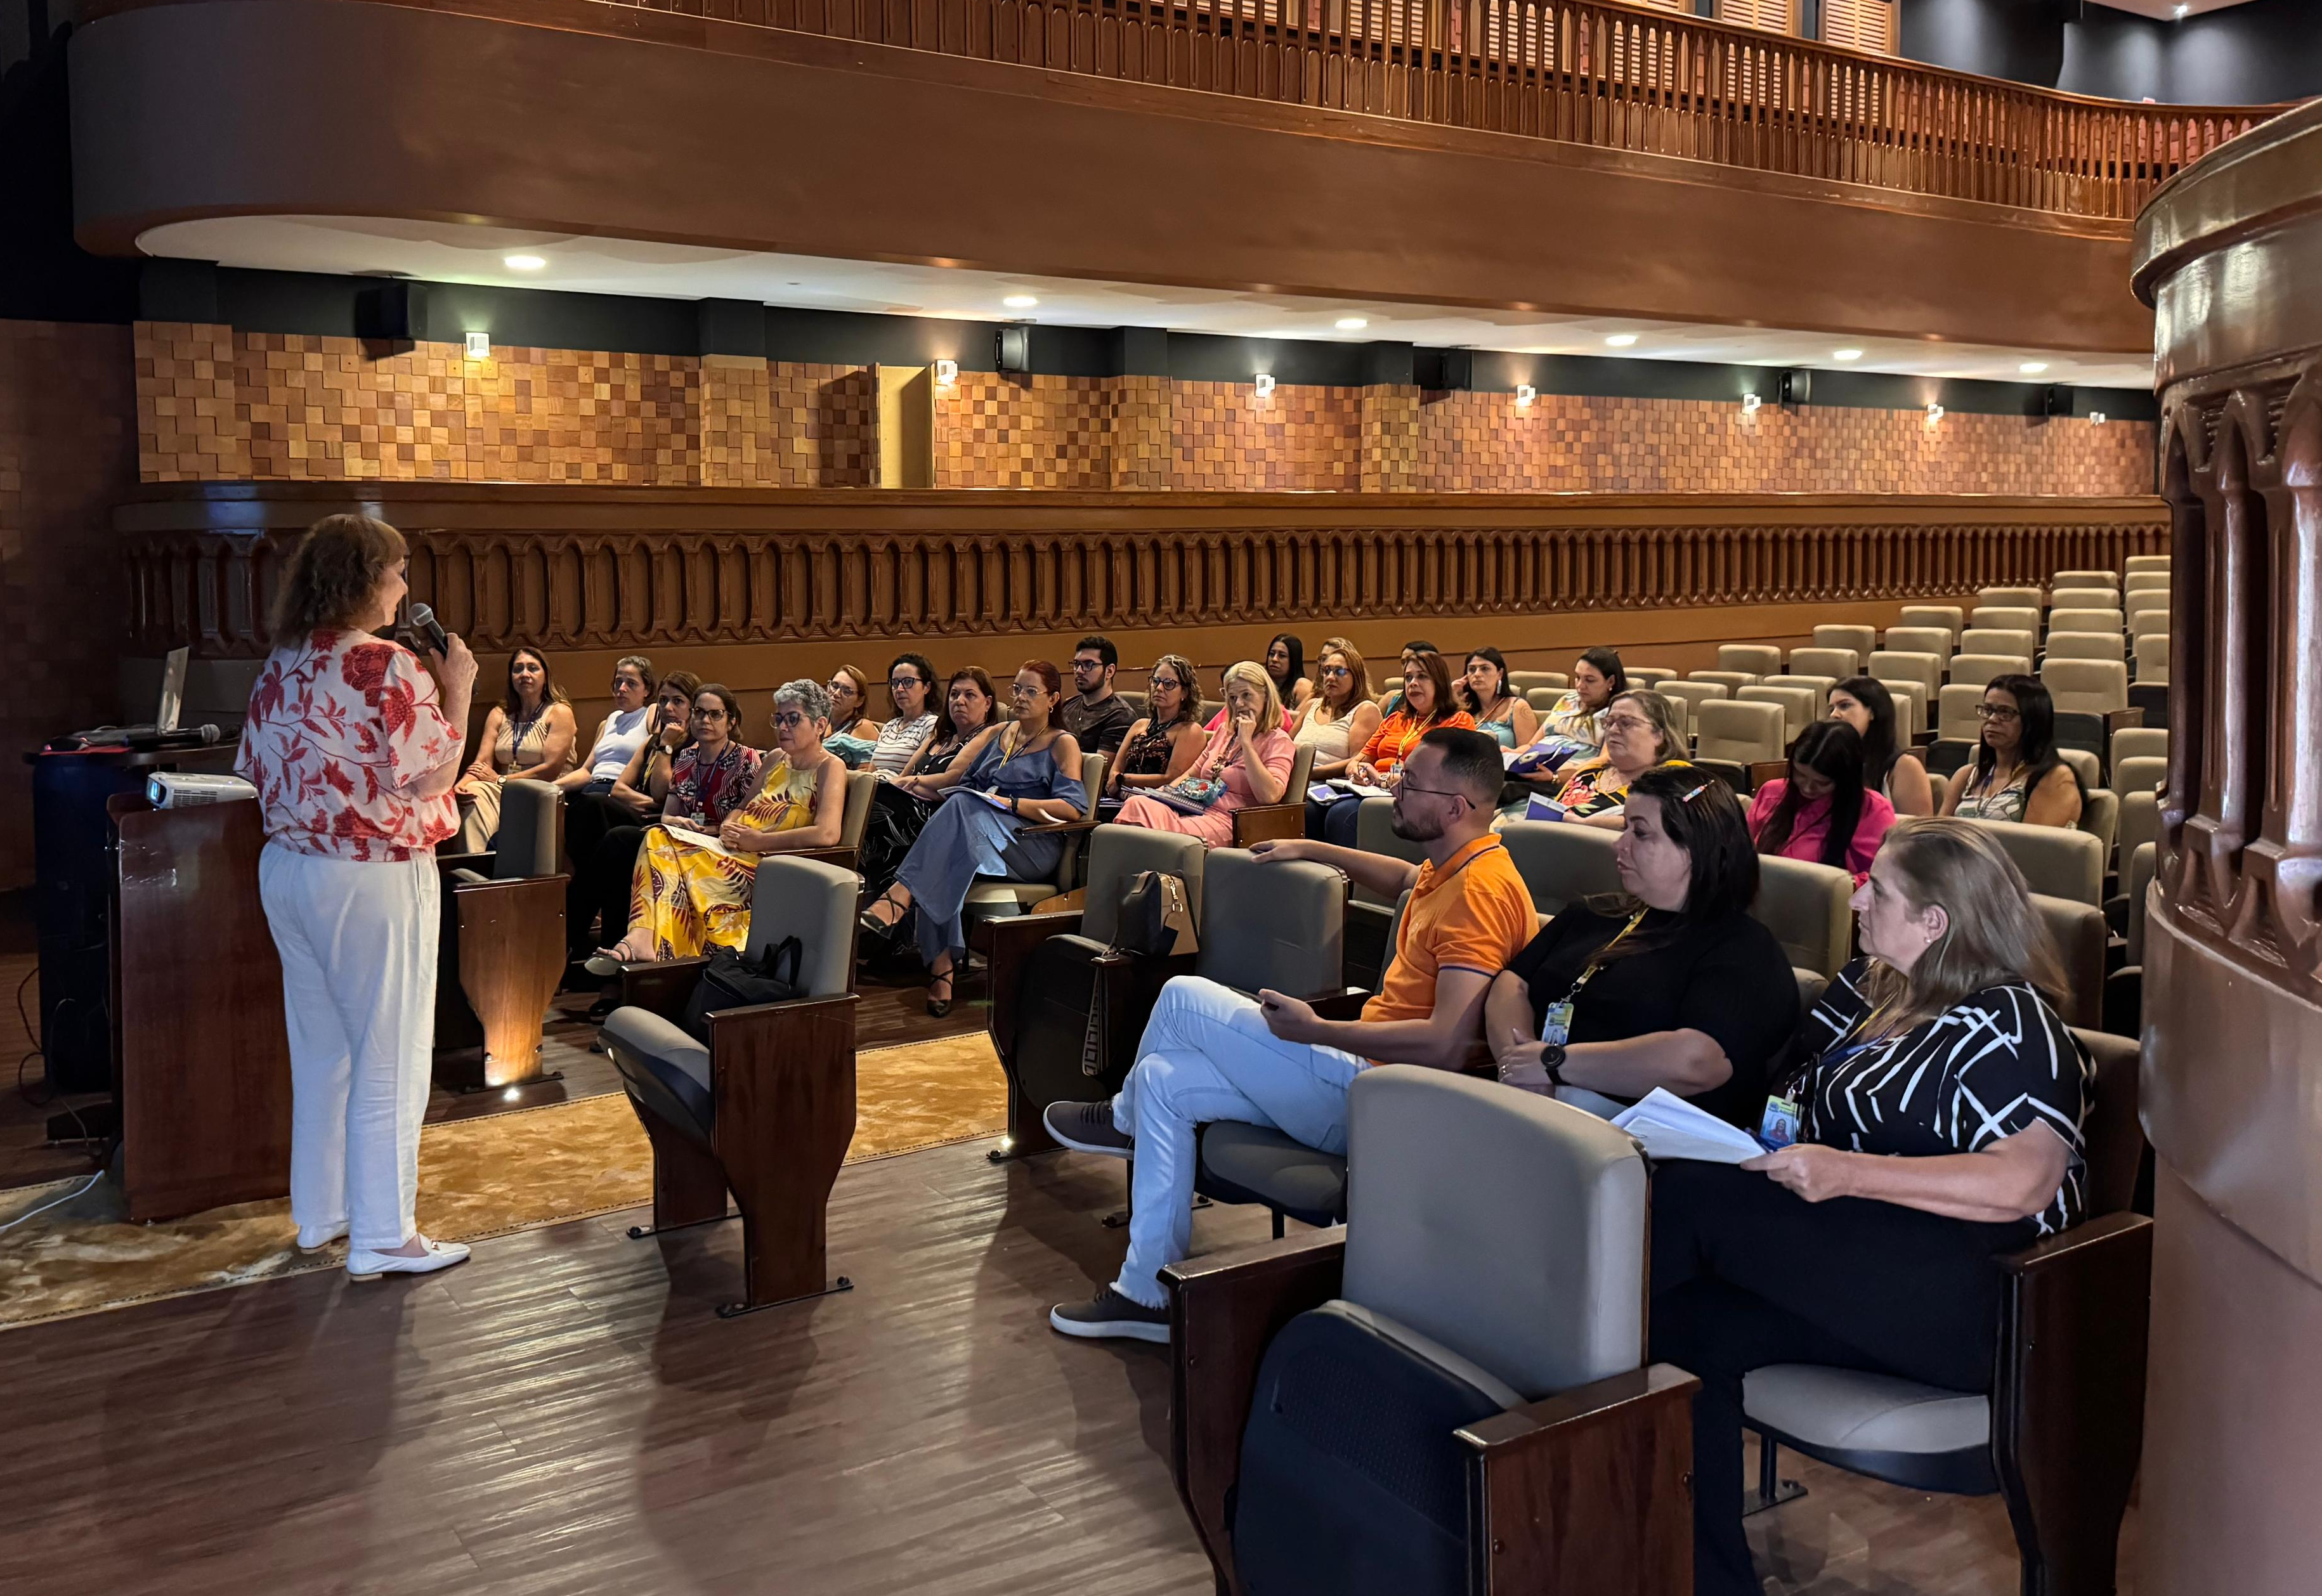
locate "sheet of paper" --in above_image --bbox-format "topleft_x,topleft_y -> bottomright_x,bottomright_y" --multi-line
1610,1088 -> 1768,1164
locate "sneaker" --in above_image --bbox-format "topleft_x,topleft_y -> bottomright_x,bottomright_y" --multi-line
1044,1099 -> 1133,1158
347,1235 -> 471,1282
1049,1287 -> 1170,1344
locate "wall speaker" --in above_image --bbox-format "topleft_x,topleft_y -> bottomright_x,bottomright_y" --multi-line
2042,384 -> 2071,418
1780,368 -> 1812,407
355,280 -> 427,342
995,326 -> 1031,374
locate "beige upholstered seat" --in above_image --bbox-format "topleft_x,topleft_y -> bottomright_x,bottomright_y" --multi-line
1882,626 -> 1955,661
2042,660 -> 2129,716
1936,682 -> 1987,742
2124,571 -> 2171,595
1880,678 -> 1925,740
2058,748 -> 2101,793
1960,627 -> 2036,659
1510,670 -> 1568,697
1897,605 -> 1965,643
1737,684 -> 1815,743
1689,669 -> 1758,694
1869,649 -> 1943,704
1813,625 -> 1878,663
2111,727 -> 2167,767
1760,672 -> 1836,704
2124,841 -> 2158,964
1751,856 -> 1855,980
2049,584 -> 2119,611
2078,787 -> 2119,860
1627,666 -> 1679,687
2112,754 -> 2166,801
2045,632 -> 2126,663
1948,652 -> 2032,685
1788,647 -> 1857,680
1695,699 -> 1785,767
2052,569 -> 2119,590
1719,644 -> 1784,678
1524,687 -> 1560,713
1971,605 -> 2042,634
2049,607 -> 2125,636
1965,817 -> 2106,905
1977,586 -> 2044,609
1659,679 -> 1730,724
1659,692 -> 1690,746
1194,847 -> 1341,999
2035,893 -> 2108,1030
964,751 -> 1107,915
1500,821 -> 1624,916
2118,791 -> 2159,875
2134,633 -> 2170,685
2123,554 -> 2170,576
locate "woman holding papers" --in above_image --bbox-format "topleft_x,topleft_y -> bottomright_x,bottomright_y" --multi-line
592,680 -> 845,967
1486,767 -> 1797,1128
1511,689 -> 1685,826
1647,817 -> 2095,1596
859,661 -> 1088,1016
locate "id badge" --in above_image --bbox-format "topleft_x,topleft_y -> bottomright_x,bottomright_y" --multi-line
1539,1001 -> 1574,1049
1758,1094 -> 1802,1152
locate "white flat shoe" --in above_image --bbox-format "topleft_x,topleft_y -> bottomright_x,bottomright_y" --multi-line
296,1222 -> 349,1252
347,1236 -> 471,1282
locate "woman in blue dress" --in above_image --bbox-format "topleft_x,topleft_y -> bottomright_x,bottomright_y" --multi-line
858,660 -> 1088,1016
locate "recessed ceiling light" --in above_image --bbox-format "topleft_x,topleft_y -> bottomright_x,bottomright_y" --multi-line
2173,4 -> 2188,17
1003,294 -> 1038,309
2020,361 -> 2050,375
1833,349 -> 1863,361
1604,334 -> 1639,348
1335,317 -> 1369,331
503,254 -> 546,271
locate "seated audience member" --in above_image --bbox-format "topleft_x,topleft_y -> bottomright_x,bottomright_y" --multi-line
1102,654 -> 1206,819
1043,729 -> 1535,1341
1116,660 -> 1296,847
1827,675 -> 1933,819
1521,688 -> 1686,827
1506,646 -> 1626,787
1291,637 -> 1383,783
860,662 -> 1088,1017
868,652 -> 942,775
1489,768 -> 1797,1127
454,645 -> 579,850
1650,818 -> 2093,1596
1746,720 -> 1896,884
1376,639 -> 1441,717
1459,646 -> 1540,749
859,666 -> 1001,919
591,679 -> 845,968
568,670 -> 701,962
823,665 -> 881,766
1306,649 -> 1474,845
1265,633 -> 1316,715
1940,674 -> 2084,828
559,654 -> 658,872
1061,635 -> 1138,761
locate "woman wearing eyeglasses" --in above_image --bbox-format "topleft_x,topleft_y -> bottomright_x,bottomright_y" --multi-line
1115,661 -> 1296,847
859,661 -> 1088,1016
1102,654 -> 1207,818
589,678 -> 845,968
866,652 -> 942,775
1522,689 -> 1687,827
1938,674 -> 2083,829
1487,767 -> 1798,1129
566,670 -> 700,965
1306,649 -> 1473,845
1290,638 -> 1382,783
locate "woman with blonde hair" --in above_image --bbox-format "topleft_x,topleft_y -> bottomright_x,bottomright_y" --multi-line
1116,660 -> 1296,847
238,514 -> 478,1280
453,644 -> 578,850
1649,817 -> 2094,1596
1292,637 -> 1382,782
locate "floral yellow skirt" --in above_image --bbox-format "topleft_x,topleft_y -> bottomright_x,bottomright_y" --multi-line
625,777 -> 814,960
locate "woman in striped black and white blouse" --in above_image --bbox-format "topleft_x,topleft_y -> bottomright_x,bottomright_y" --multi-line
1646,817 -> 2095,1596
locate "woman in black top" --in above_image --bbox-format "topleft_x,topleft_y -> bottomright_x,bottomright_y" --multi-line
857,667 -> 1000,923
1101,653 -> 1205,818
1650,817 -> 2094,1596
1487,765 -> 1798,1129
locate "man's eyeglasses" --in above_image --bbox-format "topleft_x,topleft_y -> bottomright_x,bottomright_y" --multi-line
1071,658 -> 1106,673
1976,703 -> 2023,722
1397,783 -> 1468,803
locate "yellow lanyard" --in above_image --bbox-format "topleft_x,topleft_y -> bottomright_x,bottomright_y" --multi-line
1562,908 -> 1650,1009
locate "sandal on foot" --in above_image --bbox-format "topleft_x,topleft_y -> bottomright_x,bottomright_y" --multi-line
926,970 -> 955,1018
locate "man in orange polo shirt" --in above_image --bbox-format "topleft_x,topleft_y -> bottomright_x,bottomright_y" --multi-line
1048,727 -> 1537,1342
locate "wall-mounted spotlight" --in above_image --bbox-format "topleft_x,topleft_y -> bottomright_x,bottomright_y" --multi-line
464,332 -> 490,360
934,359 -> 958,386
503,254 -> 546,271
1926,401 -> 1945,423
1604,333 -> 1639,348
2090,411 -> 2109,425
1741,393 -> 1763,414
1516,384 -> 1536,407
1253,373 -> 1276,398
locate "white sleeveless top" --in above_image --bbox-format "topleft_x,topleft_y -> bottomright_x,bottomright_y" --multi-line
1293,700 -> 1356,762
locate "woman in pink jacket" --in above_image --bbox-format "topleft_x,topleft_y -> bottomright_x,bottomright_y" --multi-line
1746,720 -> 1896,885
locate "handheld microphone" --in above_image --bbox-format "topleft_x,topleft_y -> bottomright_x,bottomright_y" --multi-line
407,602 -> 448,656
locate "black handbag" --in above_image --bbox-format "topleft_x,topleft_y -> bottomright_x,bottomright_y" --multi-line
1112,870 -> 1199,958
680,935 -> 804,1043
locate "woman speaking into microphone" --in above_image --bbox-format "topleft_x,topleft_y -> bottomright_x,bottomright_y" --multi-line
237,514 -> 479,1280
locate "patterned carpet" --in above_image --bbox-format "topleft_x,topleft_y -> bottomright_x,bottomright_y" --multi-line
0,1032 -> 1007,1330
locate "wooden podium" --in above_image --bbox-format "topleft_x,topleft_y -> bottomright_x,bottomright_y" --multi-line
108,795 -> 292,1221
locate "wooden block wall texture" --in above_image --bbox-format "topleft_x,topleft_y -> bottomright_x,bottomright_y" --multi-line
131,325 -> 2154,495
4,320 -> 138,891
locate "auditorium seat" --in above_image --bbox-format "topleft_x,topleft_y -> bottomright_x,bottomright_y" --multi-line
1233,743 -> 1315,847
433,777 -> 566,1091
1965,818 -> 2105,905
1971,605 -> 2042,635
1164,1068 -> 1689,1596
1510,670 -> 1567,697
2123,555 -> 2171,576
1881,626 -> 1955,661
962,752 -> 1108,920
2105,841 -> 2159,1037
1657,691 -> 1691,748
600,855 -> 859,1316
1659,678 -> 1729,729
1976,585 -> 2045,609
1718,644 -> 1784,678
1751,855 -> 1854,981
2134,633 -> 2170,685
1786,647 -> 1856,681
1688,669 -> 1759,695
1744,1029 -> 2148,1596
1880,678 -> 1927,743
1869,649 -> 1944,705
2077,788 -> 2120,873
1694,699 -> 1785,785
1737,683 -> 1815,744
1500,819 -> 1623,916
2044,632 -> 2126,665
2035,894 -> 2108,1030
1813,625 -> 1878,663
2123,571 -> 2170,595
2111,726 -> 2167,766
2052,568 -> 2119,592
1897,605 -> 1965,644
984,824 -> 1211,1154
2058,748 -> 2101,795
2111,753 -> 2166,803
1960,626 -> 2036,659
1948,652 -> 2031,686
1523,688 -> 1560,713
2048,607 -> 2125,637
1627,666 -> 1680,687
2128,592 -> 2170,632
2042,660 -> 2130,737
1760,671 -> 1836,703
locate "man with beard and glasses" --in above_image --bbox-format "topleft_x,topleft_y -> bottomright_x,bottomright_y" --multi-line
1044,727 -> 1536,1342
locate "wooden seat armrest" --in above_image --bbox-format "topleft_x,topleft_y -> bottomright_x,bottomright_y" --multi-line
617,956 -> 711,1022
787,843 -> 859,870
701,989 -> 859,1053
1163,1231 -> 1348,1596
1232,803 -> 1306,847
1454,1365 -> 1700,1595
434,850 -> 495,876
1091,948 -> 1199,1067
448,871 -> 566,899
2105,708 -> 2144,735
1307,987 -> 1372,1022
985,911 -> 1085,1060
1018,811 -> 1104,838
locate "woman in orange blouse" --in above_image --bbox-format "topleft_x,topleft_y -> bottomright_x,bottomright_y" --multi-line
1304,649 -> 1477,846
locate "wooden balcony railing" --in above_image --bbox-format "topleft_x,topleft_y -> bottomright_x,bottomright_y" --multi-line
594,0 -> 2287,222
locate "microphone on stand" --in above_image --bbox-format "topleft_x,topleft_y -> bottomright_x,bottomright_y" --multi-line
405,602 -> 449,657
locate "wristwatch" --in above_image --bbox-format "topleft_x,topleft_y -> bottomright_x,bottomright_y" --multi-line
1540,1042 -> 1569,1089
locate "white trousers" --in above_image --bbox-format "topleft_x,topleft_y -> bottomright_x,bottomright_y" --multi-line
1109,976 -> 1366,1309
258,843 -> 440,1251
